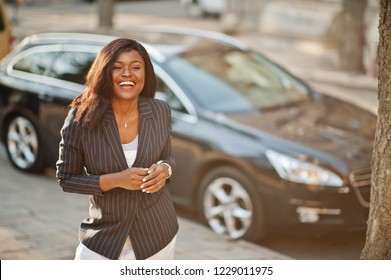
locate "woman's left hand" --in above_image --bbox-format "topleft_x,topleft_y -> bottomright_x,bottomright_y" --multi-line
140,163 -> 169,193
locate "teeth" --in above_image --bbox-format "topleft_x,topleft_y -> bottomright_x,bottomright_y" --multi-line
119,81 -> 135,86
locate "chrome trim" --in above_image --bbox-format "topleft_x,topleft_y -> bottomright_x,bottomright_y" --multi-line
296,206 -> 342,223
21,32 -> 166,63
349,167 -> 371,208
134,25 -> 249,50
5,44 -> 96,94
10,70 -> 84,94
154,64 -> 198,124
6,44 -> 61,75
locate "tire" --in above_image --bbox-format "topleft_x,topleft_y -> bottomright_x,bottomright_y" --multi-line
4,114 -> 44,173
198,166 -> 266,242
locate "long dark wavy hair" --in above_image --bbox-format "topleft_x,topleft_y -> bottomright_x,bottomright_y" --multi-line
70,37 -> 157,129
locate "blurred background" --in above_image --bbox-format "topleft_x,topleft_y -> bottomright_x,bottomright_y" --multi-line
2,0 -> 381,76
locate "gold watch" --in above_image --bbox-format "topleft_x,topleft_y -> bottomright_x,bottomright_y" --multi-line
157,160 -> 172,179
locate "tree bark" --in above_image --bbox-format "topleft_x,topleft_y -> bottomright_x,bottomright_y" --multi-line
338,0 -> 367,72
98,0 -> 115,29
361,0 -> 391,259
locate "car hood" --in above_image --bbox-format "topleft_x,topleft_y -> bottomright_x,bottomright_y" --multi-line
226,94 -> 376,170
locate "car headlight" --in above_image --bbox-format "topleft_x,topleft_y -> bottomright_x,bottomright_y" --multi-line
265,149 -> 343,187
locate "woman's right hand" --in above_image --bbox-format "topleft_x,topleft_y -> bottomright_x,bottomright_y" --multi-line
99,167 -> 149,192
120,167 -> 150,191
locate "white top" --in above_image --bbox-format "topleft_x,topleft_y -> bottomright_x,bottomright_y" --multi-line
122,135 -> 138,167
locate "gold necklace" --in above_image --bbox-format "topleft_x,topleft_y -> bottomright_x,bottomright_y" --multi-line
116,104 -> 137,128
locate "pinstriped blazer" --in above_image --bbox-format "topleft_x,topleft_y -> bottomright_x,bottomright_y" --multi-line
56,97 -> 179,260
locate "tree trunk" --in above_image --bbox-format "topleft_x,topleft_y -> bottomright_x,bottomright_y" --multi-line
338,0 -> 367,72
98,0 -> 115,29
361,0 -> 391,259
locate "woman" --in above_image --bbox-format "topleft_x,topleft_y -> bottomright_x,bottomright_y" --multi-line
56,38 -> 178,260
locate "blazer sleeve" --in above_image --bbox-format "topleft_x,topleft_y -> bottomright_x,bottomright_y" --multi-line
56,109 -> 103,196
157,100 -> 175,177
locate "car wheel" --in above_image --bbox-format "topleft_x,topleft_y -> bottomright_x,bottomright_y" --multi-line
198,166 -> 266,242
5,115 -> 44,172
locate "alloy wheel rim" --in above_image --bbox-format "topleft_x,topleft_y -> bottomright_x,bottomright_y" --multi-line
7,117 -> 39,169
203,177 -> 253,239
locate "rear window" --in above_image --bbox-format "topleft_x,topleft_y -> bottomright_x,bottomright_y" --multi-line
48,51 -> 96,85
13,51 -> 57,75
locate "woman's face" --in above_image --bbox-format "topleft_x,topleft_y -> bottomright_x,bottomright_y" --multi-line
111,49 -> 145,101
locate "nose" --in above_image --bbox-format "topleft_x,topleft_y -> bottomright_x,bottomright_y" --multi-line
122,67 -> 132,76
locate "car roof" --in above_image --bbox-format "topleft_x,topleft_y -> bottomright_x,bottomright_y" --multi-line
14,26 -> 249,63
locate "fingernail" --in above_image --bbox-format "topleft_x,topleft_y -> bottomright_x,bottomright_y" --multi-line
142,178 -> 146,182
147,170 -> 152,174
142,189 -> 146,192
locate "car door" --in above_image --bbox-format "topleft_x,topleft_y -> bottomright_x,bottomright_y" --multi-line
154,65 -> 203,207
3,44 -> 100,169
40,44 -> 100,166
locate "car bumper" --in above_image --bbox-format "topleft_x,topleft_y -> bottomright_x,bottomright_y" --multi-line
258,178 -> 370,232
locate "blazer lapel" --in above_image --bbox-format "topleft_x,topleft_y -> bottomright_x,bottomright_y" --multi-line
101,98 -> 154,170
101,106 -> 128,169
133,97 -> 154,167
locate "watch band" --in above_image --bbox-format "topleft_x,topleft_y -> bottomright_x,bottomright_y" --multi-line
157,160 -> 172,179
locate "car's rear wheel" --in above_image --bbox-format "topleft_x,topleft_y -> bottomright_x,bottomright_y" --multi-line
5,114 -> 44,172
198,166 -> 266,242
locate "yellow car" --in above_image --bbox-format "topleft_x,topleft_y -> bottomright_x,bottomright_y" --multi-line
0,0 -> 13,60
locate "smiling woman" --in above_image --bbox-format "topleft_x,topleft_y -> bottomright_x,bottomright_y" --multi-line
56,37 -> 179,260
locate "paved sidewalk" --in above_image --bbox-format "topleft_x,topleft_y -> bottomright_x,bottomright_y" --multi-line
0,144 -> 290,260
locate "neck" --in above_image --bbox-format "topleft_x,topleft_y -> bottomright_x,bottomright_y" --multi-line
112,98 -> 138,117
113,100 -> 139,129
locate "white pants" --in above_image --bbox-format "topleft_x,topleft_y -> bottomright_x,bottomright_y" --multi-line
74,235 -> 177,260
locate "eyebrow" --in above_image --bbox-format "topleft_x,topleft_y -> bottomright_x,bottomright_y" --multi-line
114,59 -> 143,64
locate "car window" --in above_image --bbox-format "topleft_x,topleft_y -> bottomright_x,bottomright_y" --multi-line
48,51 -> 96,85
156,76 -> 188,114
165,40 -> 310,113
12,51 -> 57,75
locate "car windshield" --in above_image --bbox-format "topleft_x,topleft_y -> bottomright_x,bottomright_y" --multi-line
165,40 -> 311,113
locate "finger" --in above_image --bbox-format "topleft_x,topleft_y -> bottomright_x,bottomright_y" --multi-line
141,174 -> 160,188
127,174 -> 144,183
142,171 -> 160,184
146,164 -> 158,175
132,167 -> 149,176
143,163 -> 167,183
142,181 -> 165,193
140,173 -> 166,191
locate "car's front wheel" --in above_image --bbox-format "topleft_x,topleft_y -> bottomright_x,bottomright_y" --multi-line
198,166 -> 266,242
5,115 -> 44,172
